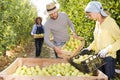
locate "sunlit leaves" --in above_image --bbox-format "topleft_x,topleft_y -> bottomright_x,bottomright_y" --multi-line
58,0 -> 120,47
0,0 -> 37,55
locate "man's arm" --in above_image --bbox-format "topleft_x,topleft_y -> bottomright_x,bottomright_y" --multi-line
65,13 -> 78,37
65,13 -> 75,33
44,24 -> 55,48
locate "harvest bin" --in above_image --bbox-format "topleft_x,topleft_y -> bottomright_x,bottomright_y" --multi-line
58,36 -> 85,59
0,58 -> 108,80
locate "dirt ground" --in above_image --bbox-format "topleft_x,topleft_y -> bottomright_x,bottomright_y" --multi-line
26,42 -> 55,58
0,42 -> 56,71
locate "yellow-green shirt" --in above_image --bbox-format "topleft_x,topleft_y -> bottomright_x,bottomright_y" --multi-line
89,16 -> 120,58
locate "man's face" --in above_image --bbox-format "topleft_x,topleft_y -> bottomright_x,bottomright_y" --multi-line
49,12 -> 58,20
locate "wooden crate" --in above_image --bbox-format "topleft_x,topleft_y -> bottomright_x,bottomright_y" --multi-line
58,36 -> 85,59
0,58 -> 108,80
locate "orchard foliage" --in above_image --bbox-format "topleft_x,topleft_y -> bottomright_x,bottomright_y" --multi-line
58,0 -> 94,47
58,0 -> 120,47
0,0 -> 37,55
100,0 -> 120,26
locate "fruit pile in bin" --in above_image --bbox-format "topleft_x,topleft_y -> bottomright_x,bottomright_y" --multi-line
61,36 -> 82,52
12,63 -> 92,76
69,50 -> 105,73
59,36 -> 85,58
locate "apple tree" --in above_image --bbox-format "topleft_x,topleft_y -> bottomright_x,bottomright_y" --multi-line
0,0 -> 37,56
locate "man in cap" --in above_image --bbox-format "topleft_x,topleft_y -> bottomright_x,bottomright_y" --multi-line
44,2 -> 76,58
81,1 -> 120,79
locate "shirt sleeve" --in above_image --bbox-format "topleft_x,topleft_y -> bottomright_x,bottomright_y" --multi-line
31,24 -> 37,35
108,19 -> 120,52
65,13 -> 75,33
44,24 -> 55,48
88,40 -> 97,51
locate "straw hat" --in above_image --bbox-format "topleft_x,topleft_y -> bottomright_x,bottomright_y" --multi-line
46,2 -> 59,14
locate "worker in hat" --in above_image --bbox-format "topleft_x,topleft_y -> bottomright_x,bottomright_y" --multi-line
44,2 -> 77,58
81,1 -> 120,79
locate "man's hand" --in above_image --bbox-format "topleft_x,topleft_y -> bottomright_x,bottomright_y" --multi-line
53,46 -> 62,54
73,32 -> 78,38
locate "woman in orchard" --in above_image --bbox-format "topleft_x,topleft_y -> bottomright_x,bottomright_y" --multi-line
81,1 -> 120,80
31,17 -> 44,57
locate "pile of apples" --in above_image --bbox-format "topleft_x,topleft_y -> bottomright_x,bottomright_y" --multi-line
61,36 -> 81,52
13,63 -> 91,76
34,34 -> 44,38
73,54 -> 94,64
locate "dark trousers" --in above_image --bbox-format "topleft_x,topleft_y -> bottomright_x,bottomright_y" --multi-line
98,56 -> 115,80
35,38 -> 44,57
54,51 -> 59,58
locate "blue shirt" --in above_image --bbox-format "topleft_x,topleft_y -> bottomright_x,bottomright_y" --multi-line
31,24 -> 44,35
